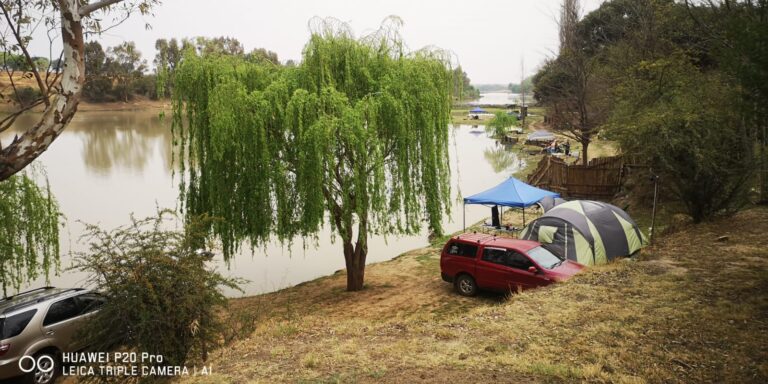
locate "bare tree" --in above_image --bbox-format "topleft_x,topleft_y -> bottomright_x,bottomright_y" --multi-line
559,0 -> 580,53
533,0 -> 609,165
0,0 -> 158,181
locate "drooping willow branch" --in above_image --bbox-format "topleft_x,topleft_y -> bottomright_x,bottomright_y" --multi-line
172,18 -> 453,266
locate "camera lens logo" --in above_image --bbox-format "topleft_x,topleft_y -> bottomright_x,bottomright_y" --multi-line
18,355 -> 54,374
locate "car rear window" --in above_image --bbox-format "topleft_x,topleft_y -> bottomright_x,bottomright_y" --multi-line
446,242 -> 478,258
1,309 -> 37,339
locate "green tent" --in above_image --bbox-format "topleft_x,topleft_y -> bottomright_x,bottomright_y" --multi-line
519,200 -> 647,266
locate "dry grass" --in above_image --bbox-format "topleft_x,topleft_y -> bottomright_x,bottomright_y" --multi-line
175,207 -> 768,384
0,72 -> 169,113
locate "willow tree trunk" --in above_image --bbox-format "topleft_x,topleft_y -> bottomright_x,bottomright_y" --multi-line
0,0 -> 118,181
343,240 -> 367,291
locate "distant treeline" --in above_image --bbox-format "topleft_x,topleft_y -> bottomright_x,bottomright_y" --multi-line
470,77 -> 534,95
8,36 -> 478,103
508,76 -> 533,94
78,37 -> 283,103
474,84 -> 508,93
452,67 -> 480,101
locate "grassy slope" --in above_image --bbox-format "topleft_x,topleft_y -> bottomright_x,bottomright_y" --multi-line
180,207 -> 768,384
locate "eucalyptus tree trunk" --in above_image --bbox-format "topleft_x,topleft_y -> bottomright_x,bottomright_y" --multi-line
0,0 -> 122,181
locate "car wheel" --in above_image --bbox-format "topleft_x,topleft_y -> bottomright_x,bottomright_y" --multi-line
455,274 -> 478,297
24,351 -> 59,384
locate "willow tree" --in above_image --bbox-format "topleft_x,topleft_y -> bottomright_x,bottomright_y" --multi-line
0,170 -> 61,296
173,19 -> 452,291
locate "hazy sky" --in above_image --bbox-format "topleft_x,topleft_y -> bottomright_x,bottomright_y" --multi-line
31,0 -> 604,85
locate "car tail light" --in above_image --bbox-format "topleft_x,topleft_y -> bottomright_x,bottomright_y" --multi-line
0,343 -> 10,356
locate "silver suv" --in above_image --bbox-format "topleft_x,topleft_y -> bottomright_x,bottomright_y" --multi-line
0,287 -> 105,384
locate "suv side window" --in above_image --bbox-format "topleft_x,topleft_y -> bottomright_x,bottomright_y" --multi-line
43,298 -> 81,326
504,252 -> 534,271
482,249 -> 535,271
482,248 -> 507,264
1,309 -> 37,339
447,242 -> 478,258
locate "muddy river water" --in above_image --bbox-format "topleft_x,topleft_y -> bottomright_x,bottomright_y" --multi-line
7,110 -> 521,296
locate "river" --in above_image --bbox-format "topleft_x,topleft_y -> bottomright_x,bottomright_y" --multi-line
6,110 -> 521,297
469,91 -> 525,106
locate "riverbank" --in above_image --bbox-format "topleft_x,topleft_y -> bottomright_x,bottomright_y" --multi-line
177,206 -> 767,384
0,97 -> 170,113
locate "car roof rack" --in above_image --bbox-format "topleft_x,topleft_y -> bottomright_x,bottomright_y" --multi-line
0,286 -> 55,303
1,288 -> 85,315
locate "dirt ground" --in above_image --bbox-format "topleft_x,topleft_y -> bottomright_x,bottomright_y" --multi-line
0,73 -> 170,113
174,207 -> 768,384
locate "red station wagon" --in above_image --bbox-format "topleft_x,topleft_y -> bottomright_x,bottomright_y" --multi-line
440,233 -> 584,296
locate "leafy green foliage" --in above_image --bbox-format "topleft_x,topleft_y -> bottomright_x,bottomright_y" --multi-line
508,76 -> 533,93
486,111 -> 518,137
0,169 -> 61,296
11,86 -> 41,107
695,0 -> 768,202
190,36 -> 245,56
535,0 -> 761,220
72,212 -> 243,382
154,38 -> 182,98
172,18 -> 452,290
608,57 -> 753,222
246,48 -> 280,65
451,66 -> 480,101
83,41 -> 148,102
106,42 -> 148,102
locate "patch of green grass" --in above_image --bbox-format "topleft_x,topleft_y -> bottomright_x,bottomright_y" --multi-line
414,253 -> 437,265
272,322 -> 300,337
367,368 -> 387,379
528,362 -> 582,379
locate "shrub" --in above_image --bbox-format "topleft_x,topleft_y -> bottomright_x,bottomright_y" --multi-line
486,111 -> 518,138
12,86 -> 41,107
72,211 -> 244,383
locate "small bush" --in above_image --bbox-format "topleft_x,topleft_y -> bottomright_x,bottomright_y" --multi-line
72,211 -> 244,383
12,86 -> 41,107
486,111 -> 518,138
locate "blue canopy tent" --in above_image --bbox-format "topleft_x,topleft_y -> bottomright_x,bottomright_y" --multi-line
469,107 -> 488,114
462,177 -> 559,229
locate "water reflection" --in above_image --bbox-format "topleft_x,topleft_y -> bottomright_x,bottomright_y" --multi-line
76,113 -> 172,176
7,111 -> 173,177
484,144 -> 521,173
7,115 -> 523,296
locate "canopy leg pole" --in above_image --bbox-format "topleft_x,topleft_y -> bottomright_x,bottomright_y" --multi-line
523,207 -> 526,226
463,202 -> 466,232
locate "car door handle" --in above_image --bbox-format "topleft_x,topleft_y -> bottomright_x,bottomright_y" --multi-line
45,330 -> 55,336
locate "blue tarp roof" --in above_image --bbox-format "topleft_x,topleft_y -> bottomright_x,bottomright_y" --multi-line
464,177 -> 560,208
470,107 -> 488,113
